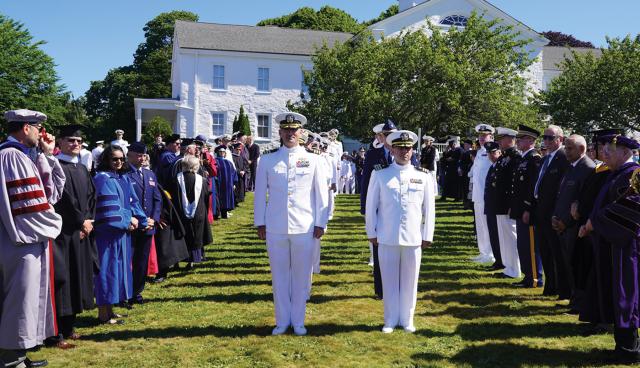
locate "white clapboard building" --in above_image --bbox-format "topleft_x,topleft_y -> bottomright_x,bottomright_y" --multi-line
134,0 -> 599,145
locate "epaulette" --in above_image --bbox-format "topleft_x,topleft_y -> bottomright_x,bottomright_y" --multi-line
306,148 -> 321,155
415,166 -> 429,173
374,164 -> 389,171
263,148 -> 279,155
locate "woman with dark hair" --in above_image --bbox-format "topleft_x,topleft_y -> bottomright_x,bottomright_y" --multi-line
93,145 -> 147,324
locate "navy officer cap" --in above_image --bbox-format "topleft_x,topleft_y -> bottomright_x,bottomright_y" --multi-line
517,125 -> 540,139
128,142 -> 147,154
382,119 -> 398,133
484,141 -> 500,153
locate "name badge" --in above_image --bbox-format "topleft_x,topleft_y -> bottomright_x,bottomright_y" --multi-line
410,178 -> 423,184
149,180 -> 156,187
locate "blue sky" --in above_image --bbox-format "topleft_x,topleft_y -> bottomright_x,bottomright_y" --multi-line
1,0 -> 638,97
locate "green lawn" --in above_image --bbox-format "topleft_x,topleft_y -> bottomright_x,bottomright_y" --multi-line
39,193 -> 621,367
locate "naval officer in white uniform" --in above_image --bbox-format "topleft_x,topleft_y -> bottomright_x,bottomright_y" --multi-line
365,130 -> 436,333
469,124 -> 496,264
254,112 -> 329,336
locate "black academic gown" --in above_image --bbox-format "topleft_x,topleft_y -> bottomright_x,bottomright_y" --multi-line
170,172 -> 210,250
154,185 -> 189,271
232,153 -> 248,203
52,159 -> 97,316
442,147 -> 462,199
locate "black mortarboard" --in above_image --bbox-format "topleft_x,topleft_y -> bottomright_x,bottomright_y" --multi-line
165,134 -> 181,144
57,124 -> 86,138
181,138 -> 194,147
591,128 -> 625,144
128,142 -> 147,154
484,141 -> 500,153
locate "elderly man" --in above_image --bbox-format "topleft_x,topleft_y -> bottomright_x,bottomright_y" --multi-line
469,124 -> 497,265
0,109 -> 65,368
366,130 -> 435,333
580,134 -> 640,363
534,125 -> 570,297
254,112 -> 329,336
551,134 -> 595,309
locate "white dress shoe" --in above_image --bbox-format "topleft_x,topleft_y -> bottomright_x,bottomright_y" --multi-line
293,325 -> 307,336
403,325 -> 416,333
272,326 -> 288,335
381,326 -> 394,333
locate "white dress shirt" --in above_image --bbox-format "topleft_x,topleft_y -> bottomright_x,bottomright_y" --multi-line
365,162 -> 436,246
254,145 -> 329,234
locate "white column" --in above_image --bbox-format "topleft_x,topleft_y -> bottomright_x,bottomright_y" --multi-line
135,104 -> 142,141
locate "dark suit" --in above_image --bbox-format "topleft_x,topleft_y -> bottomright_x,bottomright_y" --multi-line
248,143 -> 260,191
126,165 -> 162,301
553,155 -> 595,301
533,148 -> 570,296
511,149 -> 543,287
421,146 -> 436,171
484,164 -> 503,268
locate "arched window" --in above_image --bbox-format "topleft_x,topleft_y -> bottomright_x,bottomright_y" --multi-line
440,15 -> 468,27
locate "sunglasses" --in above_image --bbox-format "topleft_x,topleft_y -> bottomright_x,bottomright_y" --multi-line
541,135 -> 558,141
29,123 -> 44,133
66,138 -> 83,144
111,157 -> 125,162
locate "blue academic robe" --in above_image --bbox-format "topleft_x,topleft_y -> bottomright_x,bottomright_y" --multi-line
156,150 -> 179,187
215,157 -> 238,211
93,171 -> 147,306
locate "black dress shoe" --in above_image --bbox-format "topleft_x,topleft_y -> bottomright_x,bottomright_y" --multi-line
495,273 -> 517,279
118,301 -> 133,310
24,358 -> 48,367
150,277 -> 165,284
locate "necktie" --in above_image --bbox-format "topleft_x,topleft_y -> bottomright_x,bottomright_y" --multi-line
534,155 -> 551,198
385,150 -> 392,164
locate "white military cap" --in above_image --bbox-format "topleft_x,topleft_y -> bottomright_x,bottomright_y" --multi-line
372,124 -> 385,134
4,109 -> 47,123
329,128 -> 339,136
423,135 -> 435,142
275,112 -> 306,129
447,135 -> 460,143
82,143 -> 89,148
495,127 -> 518,138
115,129 -> 124,135
96,140 -> 104,144
386,130 -> 418,147
475,124 -> 495,134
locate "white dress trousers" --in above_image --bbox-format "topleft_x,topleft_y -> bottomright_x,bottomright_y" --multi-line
496,215 -> 520,278
266,232 -> 315,328
379,245 -> 422,329
473,201 -> 494,260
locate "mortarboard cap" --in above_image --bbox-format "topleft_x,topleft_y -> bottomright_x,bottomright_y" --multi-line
599,134 -> 640,150
165,134 -> 181,144
128,142 -> 147,154
57,124 -> 86,138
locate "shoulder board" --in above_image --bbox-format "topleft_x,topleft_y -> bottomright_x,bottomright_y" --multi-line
595,164 -> 610,174
374,164 -> 389,171
328,152 -> 334,157
415,166 -> 429,173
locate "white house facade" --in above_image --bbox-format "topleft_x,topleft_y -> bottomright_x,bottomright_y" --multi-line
134,0 -> 597,146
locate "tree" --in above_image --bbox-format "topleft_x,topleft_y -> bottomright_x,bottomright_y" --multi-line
257,6 -> 364,33
543,35 -> 640,134
364,4 -> 399,26
142,116 -> 173,147
85,11 -> 198,142
290,12 -> 540,140
232,105 -> 251,136
0,14 -> 69,128
542,31 -> 594,48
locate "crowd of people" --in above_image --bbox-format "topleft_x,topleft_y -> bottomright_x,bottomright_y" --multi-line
2,105 -> 640,365
429,123 -> 640,364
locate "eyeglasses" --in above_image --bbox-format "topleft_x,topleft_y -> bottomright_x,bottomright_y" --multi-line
66,138 -> 83,144
29,123 -> 44,132
111,157 -> 125,162
542,135 -> 558,141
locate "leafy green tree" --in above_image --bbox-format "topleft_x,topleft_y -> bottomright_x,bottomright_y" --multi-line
142,116 -> 173,147
0,14 -> 68,128
85,11 -> 198,142
543,35 -> 640,134
257,6 -> 364,33
232,105 -> 251,136
291,12 -> 540,139
542,31 -> 594,48
364,4 -> 399,26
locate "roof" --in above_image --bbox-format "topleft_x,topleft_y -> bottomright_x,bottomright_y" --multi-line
174,20 -> 354,56
543,46 -> 602,71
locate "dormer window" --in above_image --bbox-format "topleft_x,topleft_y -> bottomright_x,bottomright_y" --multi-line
440,15 -> 468,27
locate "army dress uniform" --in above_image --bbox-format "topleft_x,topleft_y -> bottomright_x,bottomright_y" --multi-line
510,126 -> 543,287
493,128 -> 522,278
365,131 -> 436,333
254,113 -> 329,335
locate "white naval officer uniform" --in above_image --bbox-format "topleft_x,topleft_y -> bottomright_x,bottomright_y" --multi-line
469,124 -> 496,263
365,139 -> 436,332
111,138 -> 129,155
254,145 -> 329,331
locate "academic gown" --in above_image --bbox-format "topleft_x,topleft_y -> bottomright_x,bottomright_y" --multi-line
153,186 -> 189,271
52,158 -> 97,316
170,172 -> 210,256
93,171 -> 147,306
589,162 -> 640,328
232,153 -> 248,203
442,147 -> 462,199
215,157 -> 238,211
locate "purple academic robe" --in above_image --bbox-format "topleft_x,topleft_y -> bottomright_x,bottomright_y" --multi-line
215,157 -> 238,211
590,161 -> 640,329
